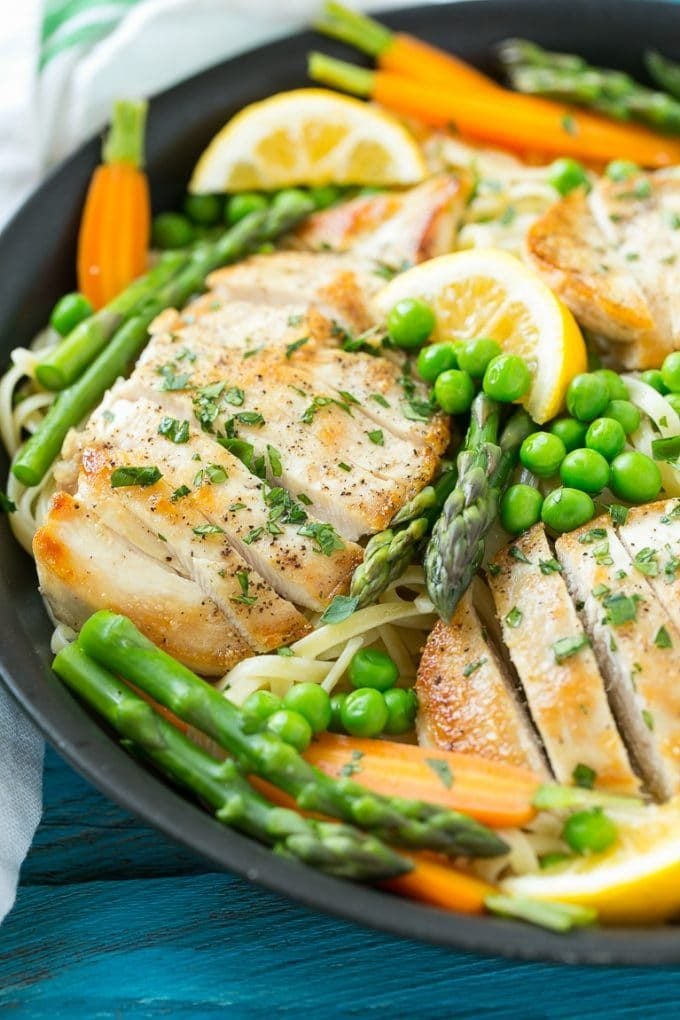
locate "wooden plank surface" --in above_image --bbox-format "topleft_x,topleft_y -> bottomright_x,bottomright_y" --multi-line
0,748 -> 678,1017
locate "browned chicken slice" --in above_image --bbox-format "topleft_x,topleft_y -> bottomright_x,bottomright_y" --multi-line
618,498 -> 680,635
487,524 -> 640,794
59,392 -> 362,611
527,170 -> 680,368
33,492 -> 248,676
557,520 -> 680,801
416,586 -> 549,775
295,174 -> 469,267
129,306 -> 447,539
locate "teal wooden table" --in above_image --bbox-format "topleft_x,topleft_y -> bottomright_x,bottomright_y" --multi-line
0,749 -> 678,1016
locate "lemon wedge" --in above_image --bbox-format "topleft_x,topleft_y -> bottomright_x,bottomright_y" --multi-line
190,88 -> 426,193
374,249 -> 586,424
503,798 -> 680,924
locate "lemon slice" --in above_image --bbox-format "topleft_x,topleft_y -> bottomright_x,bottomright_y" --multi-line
503,798 -> 680,924
374,249 -> 586,424
190,88 -> 427,193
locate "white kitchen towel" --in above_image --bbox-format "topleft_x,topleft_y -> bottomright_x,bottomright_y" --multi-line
0,0 -> 431,923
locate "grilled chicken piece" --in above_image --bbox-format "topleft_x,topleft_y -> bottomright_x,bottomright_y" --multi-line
487,525 -> 640,794
61,392 -> 362,612
295,174 -> 469,267
206,251 -> 381,336
527,170 -> 680,368
416,586 -> 549,775
618,499 -> 680,635
557,521 -> 680,801
33,492 -> 247,675
132,304 -> 447,539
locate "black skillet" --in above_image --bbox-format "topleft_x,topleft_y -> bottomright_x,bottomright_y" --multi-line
1,0 -> 679,965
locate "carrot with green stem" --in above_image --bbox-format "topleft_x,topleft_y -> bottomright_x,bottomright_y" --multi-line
77,99 -> 151,309
308,51 -> 680,167
314,1 -> 497,94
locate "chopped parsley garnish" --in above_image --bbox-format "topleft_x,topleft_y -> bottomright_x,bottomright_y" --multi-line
262,485 -> 308,528
193,464 -> 227,487
509,546 -> 531,564
176,346 -> 196,362
651,436 -> 680,462
337,390 -> 360,406
286,313 -> 304,327
224,386 -> 245,407
572,763 -> 597,789
243,527 -> 264,545
157,364 -> 192,391
297,493 -> 313,506
603,592 -> 641,626
171,485 -> 191,502
633,547 -> 659,577
505,606 -> 523,628
193,382 -> 224,431
110,466 -> 162,488
217,436 -> 256,472
277,647 -> 295,657
553,635 -> 589,663
654,626 -> 672,649
499,205 -> 516,226
561,114 -> 578,135
338,461 -> 352,472
370,393 -> 390,408
266,445 -> 282,477
340,750 -> 364,778
297,521 -> 345,556
462,658 -> 486,677
425,757 -> 454,789
319,594 -> 358,624
229,502 -> 246,512
642,709 -> 654,731
235,411 -> 265,426
402,398 -> 433,422
285,336 -> 309,358
158,416 -> 190,444
192,523 -> 225,536
366,429 -> 384,446
592,583 -> 611,600
242,345 -> 263,359
578,527 -> 607,544
232,570 -> 257,606
300,395 -> 347,424
539,558 -> 562,574
608,504 -> 629,526
593,540 -> 613,566
0,490 -> 16,514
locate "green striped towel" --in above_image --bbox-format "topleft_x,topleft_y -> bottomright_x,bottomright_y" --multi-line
41,0 -> 144,69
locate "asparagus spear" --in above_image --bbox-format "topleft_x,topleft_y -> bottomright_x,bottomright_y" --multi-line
425,398 -> 533,622
12,191 -> 315,488
645,50 -> 680,103
498,39 -> 680,133
78,610 -> 508,858
54,641 -> 408,881
349,468 -> 457,608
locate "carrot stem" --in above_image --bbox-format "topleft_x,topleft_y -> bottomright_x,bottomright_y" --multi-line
314,1 -> 392,57
103,99 -> 148,168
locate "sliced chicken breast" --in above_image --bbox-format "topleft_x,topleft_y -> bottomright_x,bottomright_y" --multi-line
416,586 -> 549,775
618,498 -> 680,635
487,524 -> 640,794
557,520 -> 680,801
294,174 -> 469,267
33,492 -> 248,676
527,170 -> 680,368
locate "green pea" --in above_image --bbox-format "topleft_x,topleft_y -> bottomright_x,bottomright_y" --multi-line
519,432 -> 566,477
309,184 -> 342,209
548,158 -> 589,196
605,160 -> 639,181
226,191 -> 269,224
563,808 -> 618,855
340,688 -> 388,738
566,373 -> 610,422
585,418 -> 626,461
183,193 -> 222,225
434,369 -> 475,415
560,448 -> 610,493
592,368 -> 629,402
151,212 -> 196,249
383,688 -> 418,735
242,689 -> 281,730
329,693 -> 348,733
610,451 -> 661,503
666,393 -> 680,416
482,354 -> 531,403
548,417 -> 588,452
640,369 -> 669,395
283,682 -> 331,734
456,337 -> 502,378
541,487 -> 595,533
49,292 -> 94,336
266,709 -> 313,752
500,484 -> 543,534
661,351 -> 680,394
416,342 -> 458,383
604,399 -> 641,436
348,648 -> 398,692
387,298 -> 436,349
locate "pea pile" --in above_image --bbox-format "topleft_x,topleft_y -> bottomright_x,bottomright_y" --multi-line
241,648 -> 416,751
